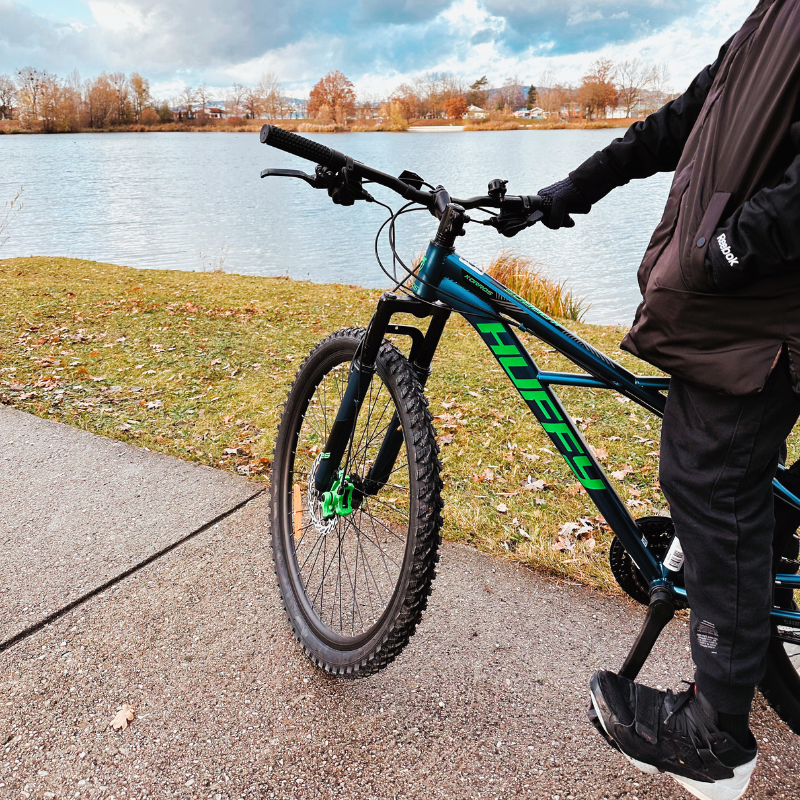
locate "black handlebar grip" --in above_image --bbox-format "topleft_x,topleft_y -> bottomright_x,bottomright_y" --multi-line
260,124 -> 347,171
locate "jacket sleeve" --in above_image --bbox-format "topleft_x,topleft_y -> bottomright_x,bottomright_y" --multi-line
569,37 -> 733,205
706,119 -> 800,291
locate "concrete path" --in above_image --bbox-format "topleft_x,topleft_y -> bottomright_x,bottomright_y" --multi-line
1,408 -> 798,800
0,406 -> 261,648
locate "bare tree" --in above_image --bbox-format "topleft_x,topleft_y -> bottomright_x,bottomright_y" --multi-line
0,74 -> 16,119
617,59 -> 650,118
196,83 -> 210,113
494,76 -> 526,111
225,82 -> 246,117
537,70 -> 560,116
180,84 -> 197,118
130,72 -> 151,120
647,62 -> 672,112
258,72 -> 282,119
108,72 -> 130,123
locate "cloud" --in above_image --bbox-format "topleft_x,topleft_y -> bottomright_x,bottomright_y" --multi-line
482,0 -> 704,54
0,0 -> 754,99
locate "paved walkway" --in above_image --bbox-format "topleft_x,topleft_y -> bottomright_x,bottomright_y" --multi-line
1,407 -> 798,799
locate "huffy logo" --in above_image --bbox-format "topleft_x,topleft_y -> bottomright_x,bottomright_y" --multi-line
716,232 -> 739,266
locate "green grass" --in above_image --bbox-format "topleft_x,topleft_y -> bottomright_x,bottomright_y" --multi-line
1,256 -> 672,593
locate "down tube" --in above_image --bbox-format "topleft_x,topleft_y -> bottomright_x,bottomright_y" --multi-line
468,316 -> 661,581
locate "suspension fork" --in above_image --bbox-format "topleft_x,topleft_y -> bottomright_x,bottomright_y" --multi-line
314,293 -> 450,494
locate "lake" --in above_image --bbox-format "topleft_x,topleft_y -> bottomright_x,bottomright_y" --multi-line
0,130 -> 673,324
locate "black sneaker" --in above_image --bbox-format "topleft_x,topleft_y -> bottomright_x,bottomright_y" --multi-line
589,670 -> 757,800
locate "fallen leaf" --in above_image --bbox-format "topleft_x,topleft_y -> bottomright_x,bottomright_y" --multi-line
521,452 -> 540,461
468,391 -> 480,398
111,704 -> 135,731
552,534 -> 574,553
521,476 -> 547,491
647,450 -> 660,457
441,400 -> 456,409
628,486 -> 641,497
496,502 -> 509,513
591,446 -> 609,461
475,467 -> 495,483
437,432 -> 454,446
610,465 -> 634,481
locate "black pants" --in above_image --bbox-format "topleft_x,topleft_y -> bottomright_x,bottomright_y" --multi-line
660,357 -> 800,715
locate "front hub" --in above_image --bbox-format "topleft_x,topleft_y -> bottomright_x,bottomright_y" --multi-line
320,471 -> 356,519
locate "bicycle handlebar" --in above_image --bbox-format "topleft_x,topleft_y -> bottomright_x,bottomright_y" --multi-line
259,124 -> 543,223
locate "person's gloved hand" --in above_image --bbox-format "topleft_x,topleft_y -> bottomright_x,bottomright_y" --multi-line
537,177 -> 592,229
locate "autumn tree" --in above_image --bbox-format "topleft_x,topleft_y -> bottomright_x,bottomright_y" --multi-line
579,58 -> 618,119
157,101 -> 173,123
242,86 -> 261,119
0,74 -> 16,119
308,70 -> 356,124
389,83 -> 419,121
84,73 -> 116,127
130,72 -> 151,121
16,66 -> 50,125
445,95 -> 468,119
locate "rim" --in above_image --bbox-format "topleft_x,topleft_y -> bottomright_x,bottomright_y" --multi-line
774,535 -> 800,676
284,352 -> 414,649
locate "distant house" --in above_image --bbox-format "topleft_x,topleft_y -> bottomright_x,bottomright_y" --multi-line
513,108 -> 530,118
206,107 -> 225,119
529,106 -> 546,119
466,105 -> 488,120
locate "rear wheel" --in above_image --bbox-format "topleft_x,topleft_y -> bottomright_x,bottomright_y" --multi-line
760,472 -> 800,734
270,328 -> 443,677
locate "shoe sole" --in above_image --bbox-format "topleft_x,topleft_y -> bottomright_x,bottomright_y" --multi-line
588,679 -> 756,800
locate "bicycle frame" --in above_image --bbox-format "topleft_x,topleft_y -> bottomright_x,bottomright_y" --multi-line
318,232 -> 800,633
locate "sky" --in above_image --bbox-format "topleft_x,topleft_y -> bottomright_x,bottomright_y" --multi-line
0,0 -> 758,100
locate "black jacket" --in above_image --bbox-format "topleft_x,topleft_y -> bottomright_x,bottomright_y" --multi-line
565,0 -> 800,396
570,34 -> 800,296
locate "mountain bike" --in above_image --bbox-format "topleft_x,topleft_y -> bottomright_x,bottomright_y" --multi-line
259,125 -> 800,734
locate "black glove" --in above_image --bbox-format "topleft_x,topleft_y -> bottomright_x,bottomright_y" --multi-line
704,227 -> 749,292
537,177 -> 592,229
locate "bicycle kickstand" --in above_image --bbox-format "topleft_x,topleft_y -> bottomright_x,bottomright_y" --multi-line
588,585 -> 675,746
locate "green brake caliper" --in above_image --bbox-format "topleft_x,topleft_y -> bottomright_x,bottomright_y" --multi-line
320,471 -> 355,519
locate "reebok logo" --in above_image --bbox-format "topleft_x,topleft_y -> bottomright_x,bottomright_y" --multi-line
716,233 -> 739,266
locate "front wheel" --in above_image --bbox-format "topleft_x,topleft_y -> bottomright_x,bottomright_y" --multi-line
270,328 -> 443,677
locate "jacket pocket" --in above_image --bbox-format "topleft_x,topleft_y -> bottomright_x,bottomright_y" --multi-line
683,191 -> 732,291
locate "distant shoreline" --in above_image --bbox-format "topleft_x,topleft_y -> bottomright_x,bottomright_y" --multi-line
0,118 -> 641,135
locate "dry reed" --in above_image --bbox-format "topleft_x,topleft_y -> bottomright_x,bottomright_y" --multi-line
486,251 -> 588,321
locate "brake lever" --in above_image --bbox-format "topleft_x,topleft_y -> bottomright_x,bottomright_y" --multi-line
489,209 -> 544,238
260,168 -> 320,187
